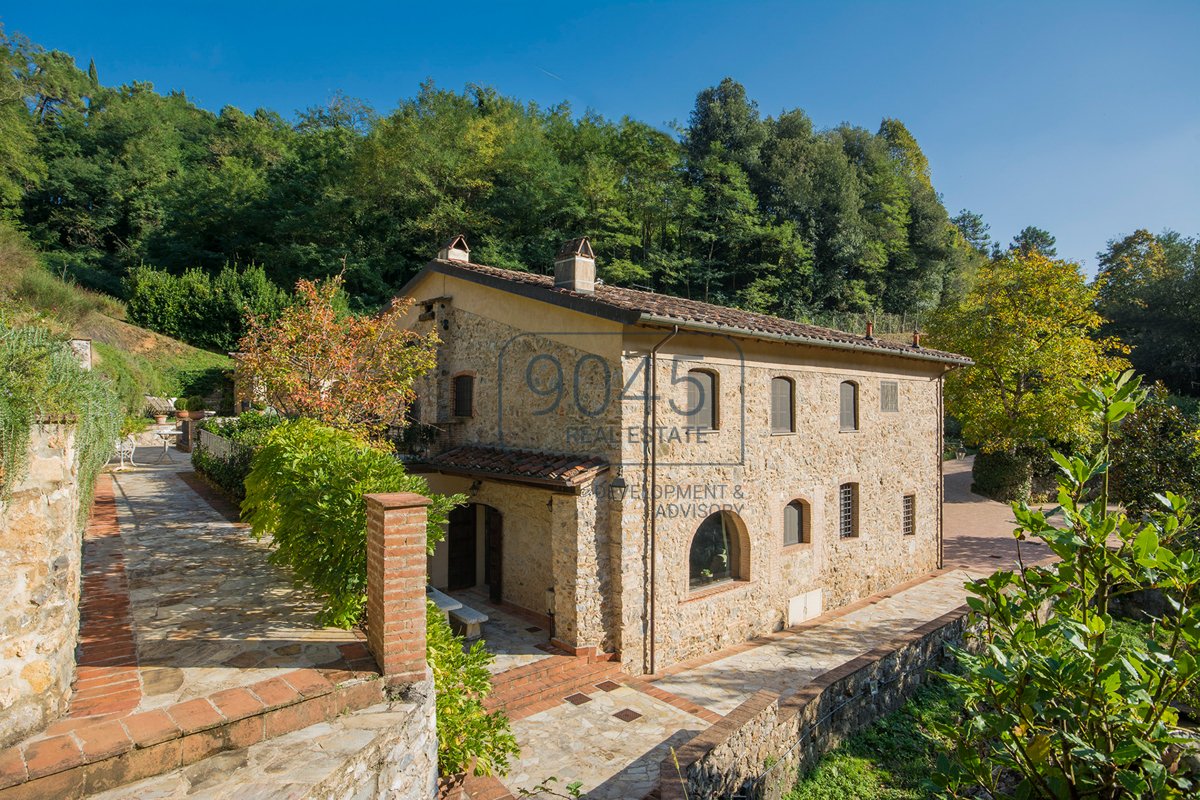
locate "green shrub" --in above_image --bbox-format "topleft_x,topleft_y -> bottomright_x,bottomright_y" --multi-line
1111,385 -> 1200,516
937,372 -> 1200,799
192,411 -> 284,501
241,418 -> 459,627
970,449 -> 1033,501
427,602 -> 519,777
125,263 -> 290,352
0,321 -> 120,516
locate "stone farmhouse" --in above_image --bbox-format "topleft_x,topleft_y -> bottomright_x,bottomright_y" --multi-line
397,235 -> 971,676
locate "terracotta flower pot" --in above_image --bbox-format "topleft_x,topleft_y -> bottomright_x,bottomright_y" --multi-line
176,410 -> 191,420
154,414 -> 167,425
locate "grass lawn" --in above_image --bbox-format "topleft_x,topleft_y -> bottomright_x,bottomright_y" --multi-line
786,678 -> 959,800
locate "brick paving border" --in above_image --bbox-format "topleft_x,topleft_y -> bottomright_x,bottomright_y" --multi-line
71,475 -> 141,720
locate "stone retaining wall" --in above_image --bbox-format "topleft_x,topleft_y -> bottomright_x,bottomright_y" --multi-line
0,425 -> 82,749
660,606 -> 975,800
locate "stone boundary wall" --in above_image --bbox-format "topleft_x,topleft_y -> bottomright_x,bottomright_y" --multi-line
659,605 -> 976,800
0,425 -> 82,749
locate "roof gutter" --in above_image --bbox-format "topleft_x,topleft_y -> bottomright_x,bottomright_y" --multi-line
636,313 -> 973,367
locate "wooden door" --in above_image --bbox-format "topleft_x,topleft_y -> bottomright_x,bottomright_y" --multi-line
447,505 -> 477,590
483,506 -> 503,603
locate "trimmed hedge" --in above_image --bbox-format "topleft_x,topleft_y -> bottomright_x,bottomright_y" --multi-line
970,449 -> 1033,502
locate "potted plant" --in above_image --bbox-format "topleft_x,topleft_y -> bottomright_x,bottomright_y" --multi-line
153,410 -> 168,425
175,398 -> 191,421
188,395 -> 207,418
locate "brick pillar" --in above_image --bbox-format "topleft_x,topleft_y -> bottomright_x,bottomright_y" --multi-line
365,492 -> 431,687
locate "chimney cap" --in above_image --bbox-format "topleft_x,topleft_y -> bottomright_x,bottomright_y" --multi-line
441,233 -> 470,253
556,236 -> 594,260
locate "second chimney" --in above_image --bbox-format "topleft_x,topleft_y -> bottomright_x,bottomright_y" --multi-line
554,237 -> 596,294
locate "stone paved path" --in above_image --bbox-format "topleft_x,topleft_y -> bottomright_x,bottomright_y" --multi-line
651,568 -> 988,716
104,448 -> 361,713
505,683 -> 706,800
943,456 -> 1053,568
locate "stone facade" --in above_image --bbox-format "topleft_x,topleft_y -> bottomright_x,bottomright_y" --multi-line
661,606 -> 975,800
0,425 -> 82,748
402,267 -> 951,675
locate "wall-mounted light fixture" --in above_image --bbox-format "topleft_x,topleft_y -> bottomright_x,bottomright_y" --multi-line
468,480 -> 481,497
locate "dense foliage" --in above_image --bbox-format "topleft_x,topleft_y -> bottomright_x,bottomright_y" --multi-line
1110,385 -> 1200,517
1096,229 -> 1200,396
241,419 -> 459,627
937,373 -> 1200,799
0,320 -> 120,515
427,602 -> 519,777
191,411 -> 283,501
3,29 -> 981,317
236,274 -> 437,437
929,250 -> 1129,499
125,263 -> 290,352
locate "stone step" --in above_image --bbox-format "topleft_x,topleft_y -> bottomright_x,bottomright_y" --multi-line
0,670 -> 385,800
83,700 -> 430,800
487,656 -> 621,720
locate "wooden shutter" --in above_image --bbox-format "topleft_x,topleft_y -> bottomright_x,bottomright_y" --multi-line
881,381 -> 898,412
771,378 -> 794,433
688,370 -> 715,430
454,375 -> 474,417
784,502 -> 803,545
839,382 -> 857,431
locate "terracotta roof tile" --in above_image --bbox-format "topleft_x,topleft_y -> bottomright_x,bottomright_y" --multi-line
413,445 -> 608,488
422,259 -> 971,365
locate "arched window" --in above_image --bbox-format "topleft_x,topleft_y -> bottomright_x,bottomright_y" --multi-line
784,500 -> 809,546
686,369 -> 718,430
453,374 -> 475,417
771,377 -> 795,433
688,511 -> 746,589
839,381 -> 858,431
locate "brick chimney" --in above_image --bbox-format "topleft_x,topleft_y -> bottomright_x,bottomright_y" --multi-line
554,237 -> 596,294
437,234 -> 470,263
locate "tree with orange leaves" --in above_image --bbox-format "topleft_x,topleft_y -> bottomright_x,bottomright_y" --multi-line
236,275 -> 437,438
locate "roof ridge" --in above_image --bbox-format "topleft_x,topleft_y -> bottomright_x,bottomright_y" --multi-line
420,258 -> 971,366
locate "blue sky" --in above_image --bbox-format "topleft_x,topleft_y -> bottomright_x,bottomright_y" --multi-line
5,1 -> 1198,271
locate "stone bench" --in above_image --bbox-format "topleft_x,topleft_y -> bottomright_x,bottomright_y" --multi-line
449,605 -> 488,640
427,586 -> 462,621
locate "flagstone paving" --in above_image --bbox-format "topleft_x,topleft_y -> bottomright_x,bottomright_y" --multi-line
103,447 -> 363,713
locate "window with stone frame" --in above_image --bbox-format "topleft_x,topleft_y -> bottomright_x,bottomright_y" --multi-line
452,374 -> 474,417
784,500 -> 809,546
880,381 -> 899,413
689,510 -> 743,589
686,369 -> 718,431
839,482 -> 859,538
902,494 -> 916,536
771,377 -> 795,433
839,381 -> 859,431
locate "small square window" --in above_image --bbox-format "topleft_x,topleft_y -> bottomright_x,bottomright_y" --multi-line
881,381 -> 899,413
902,494 -> 915,536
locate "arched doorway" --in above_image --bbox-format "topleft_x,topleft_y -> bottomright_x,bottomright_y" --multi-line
446,503 -> 503,602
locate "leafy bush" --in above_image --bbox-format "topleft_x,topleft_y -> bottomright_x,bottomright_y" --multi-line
937,372 -> 1200,799
1111,385 -> 1200,517
192,411 -> 283,500
0,321 -> 120,516
970,449 -> 1033,502
427,602 -> 519,777
241,418 -> 459,627
125,263 -> 290,352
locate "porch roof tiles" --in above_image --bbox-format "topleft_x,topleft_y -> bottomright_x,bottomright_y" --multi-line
411,445 -> 608,491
